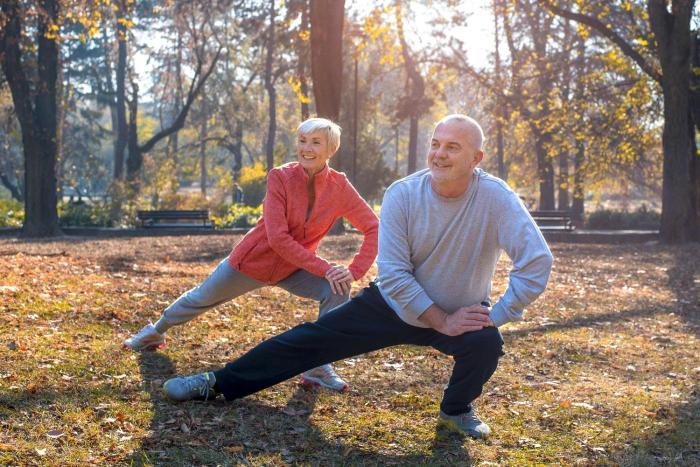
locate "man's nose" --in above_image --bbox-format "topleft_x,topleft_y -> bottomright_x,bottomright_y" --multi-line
433,145 -> 447,158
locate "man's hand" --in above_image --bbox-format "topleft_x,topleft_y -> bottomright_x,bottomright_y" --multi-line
325,264 -> 354,295
419,304 -> 493,336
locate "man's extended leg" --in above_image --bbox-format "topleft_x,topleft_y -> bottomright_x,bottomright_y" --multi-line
169,283 -> 420,401
276,269 -> 351,391
427,327 -> 504,438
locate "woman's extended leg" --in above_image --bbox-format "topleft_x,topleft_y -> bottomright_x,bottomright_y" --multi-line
123,259 -> 263,350
276,269 -> 351,391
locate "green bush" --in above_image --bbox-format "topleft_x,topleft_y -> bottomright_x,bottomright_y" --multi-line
211,204 -> 262,228
0,199 -> 24,228
59,201 -> 112,227
586,205 -> 660,230
239,163 -> 268,207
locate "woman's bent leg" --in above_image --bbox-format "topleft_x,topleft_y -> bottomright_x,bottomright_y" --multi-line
153,259 -> 263,334
276,269 -> 349,317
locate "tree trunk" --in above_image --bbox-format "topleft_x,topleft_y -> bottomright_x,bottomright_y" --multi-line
199,112 -> 208,196
534,132 -> 555,210
571,35 -> 586,223
125,83 -> 141,190
233,120 -> 243,181
407,116 -> 418,174
0,0 -> 62,236
396,0 -> 426,175
264,0 -> 277,172
310,0 -> 345,121
572,141 -> 585,221
558,152 -> 569,211
493,0 -> 507,181
310,0 -> 345,233
114,0 -> 129,180
649,0 -> 698,242
298,0 -> 310,120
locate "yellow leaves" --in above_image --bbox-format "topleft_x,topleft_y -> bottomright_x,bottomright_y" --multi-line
577,24 -> 590,39
287,76 -> 311,104
117,17 -> 135,28
636,38 -> 649,47
298,30 -> 310,42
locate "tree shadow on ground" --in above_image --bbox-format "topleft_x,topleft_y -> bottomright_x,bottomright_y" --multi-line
128,352 -> 471,466
612,246 -> 699,465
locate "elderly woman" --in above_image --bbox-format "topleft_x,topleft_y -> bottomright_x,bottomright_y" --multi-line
124,118 -> 378,391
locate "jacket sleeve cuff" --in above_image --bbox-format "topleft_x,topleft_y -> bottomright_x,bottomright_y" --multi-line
406,293 -> 435,319
489,302 -> 510,328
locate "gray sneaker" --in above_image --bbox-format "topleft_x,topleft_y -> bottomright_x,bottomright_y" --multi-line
163,372 -> 217,402
300,364 -> 348,392
438,408 -> 491,439
123,323 -> 165,351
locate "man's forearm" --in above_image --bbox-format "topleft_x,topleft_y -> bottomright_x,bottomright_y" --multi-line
417,304 -> 448,332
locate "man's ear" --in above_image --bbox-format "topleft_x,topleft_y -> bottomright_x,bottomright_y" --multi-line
474,150 -> 484,165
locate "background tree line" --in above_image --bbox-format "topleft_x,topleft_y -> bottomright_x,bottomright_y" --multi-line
0,0 -> 697,242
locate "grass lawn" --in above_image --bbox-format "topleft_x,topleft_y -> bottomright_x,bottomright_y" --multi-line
0,234 -> 698,466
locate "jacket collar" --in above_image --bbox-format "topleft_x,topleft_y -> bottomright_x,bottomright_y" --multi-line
296,161 -> 330,187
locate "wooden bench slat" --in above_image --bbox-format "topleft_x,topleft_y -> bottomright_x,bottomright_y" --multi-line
137,210 -> 212,228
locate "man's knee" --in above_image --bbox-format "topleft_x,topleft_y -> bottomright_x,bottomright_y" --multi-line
453,327 -> 504,360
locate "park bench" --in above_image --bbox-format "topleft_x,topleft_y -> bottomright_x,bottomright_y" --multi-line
137,210 -> 212,228
529,210 -> 575,231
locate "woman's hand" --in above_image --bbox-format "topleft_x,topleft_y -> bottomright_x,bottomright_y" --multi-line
325,264 -> 354,295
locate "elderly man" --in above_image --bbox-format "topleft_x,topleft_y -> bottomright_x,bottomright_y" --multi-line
163,114 -> 553,439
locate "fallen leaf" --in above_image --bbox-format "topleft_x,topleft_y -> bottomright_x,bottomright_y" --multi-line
46,430 -> 64,439
35,448 -> 47,456
559,400 -> 571,408
180,423 -> 190,433
224,445 -> 243,453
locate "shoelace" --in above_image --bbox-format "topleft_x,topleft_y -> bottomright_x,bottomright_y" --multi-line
185,374 -> 211,400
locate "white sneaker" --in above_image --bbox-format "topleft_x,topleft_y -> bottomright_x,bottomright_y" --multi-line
300,364 -> 348,392
123,323 -> 165,351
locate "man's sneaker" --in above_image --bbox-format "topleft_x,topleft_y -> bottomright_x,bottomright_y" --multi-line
163,372 -> 217,402
123,323 -> 165,351
300,364 -> 348,392
438,408 -> 491,439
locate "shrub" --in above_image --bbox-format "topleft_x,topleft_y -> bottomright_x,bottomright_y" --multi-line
0,199 -> 24,228
239,163 -> 268,207
586,205 -> 660,230
211,204 -> 262,228
59,200 -> 111,227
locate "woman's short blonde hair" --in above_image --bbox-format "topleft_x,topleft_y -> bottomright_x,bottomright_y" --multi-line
297,117 -> 342,154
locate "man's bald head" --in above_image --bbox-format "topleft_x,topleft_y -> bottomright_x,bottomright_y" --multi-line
434,114 -> 484,151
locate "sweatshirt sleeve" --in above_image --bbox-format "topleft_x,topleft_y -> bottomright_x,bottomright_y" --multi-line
263,169 -> 333,277
376,184 -> 435,318
340,179 -> 379,280
489,192 -> 554,327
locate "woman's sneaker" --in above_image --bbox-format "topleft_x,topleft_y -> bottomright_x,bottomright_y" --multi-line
163,372 -> 217,401
300,364 -> 348,392
123,323 -> 165,351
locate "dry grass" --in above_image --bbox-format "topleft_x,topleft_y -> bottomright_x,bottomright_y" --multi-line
0,234 -> 698,466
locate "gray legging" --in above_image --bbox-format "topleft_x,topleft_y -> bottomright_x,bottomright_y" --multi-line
153,259 -> 349,334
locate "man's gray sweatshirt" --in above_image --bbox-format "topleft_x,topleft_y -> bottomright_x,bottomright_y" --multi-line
376,168 -> 553,328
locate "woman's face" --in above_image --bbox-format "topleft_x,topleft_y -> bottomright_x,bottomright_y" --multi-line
297,130 -> 333,176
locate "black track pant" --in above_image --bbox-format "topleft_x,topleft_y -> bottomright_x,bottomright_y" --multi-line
214,283 -> 504,414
